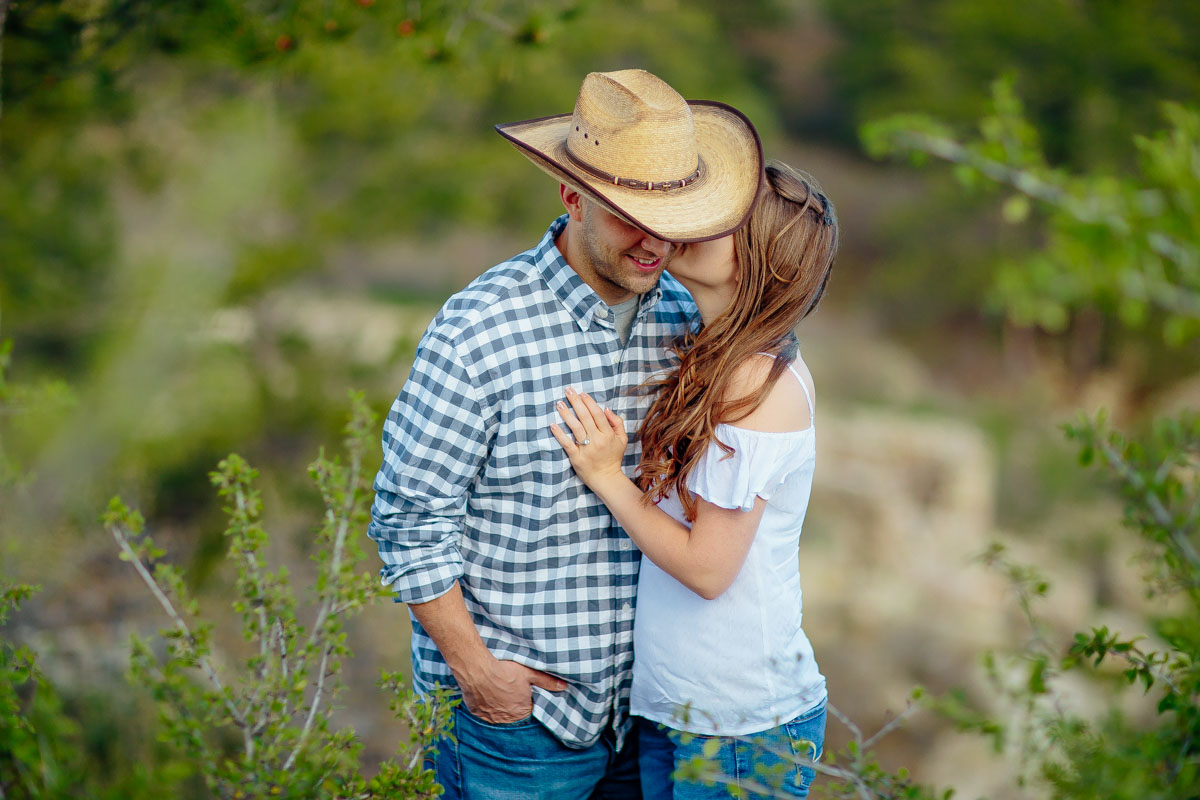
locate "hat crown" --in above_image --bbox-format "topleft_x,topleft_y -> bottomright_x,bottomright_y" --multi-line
566,70 -> 698,184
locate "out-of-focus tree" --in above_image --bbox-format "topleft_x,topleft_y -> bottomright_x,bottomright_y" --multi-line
1,0 -> 771,342
855,85 -> 1200,800
865,80 -> 1200,345
102,395 -> 458,800
1,375 -> 459,799
819,0 -> 1200,168
802,0 -> 1200,348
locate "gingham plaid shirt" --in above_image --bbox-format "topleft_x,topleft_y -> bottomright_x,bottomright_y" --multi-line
369,215 -> 695,748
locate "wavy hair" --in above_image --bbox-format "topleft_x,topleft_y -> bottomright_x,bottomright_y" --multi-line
636,161 -> 839,521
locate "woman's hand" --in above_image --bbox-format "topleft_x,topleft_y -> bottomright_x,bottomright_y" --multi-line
550,387 -> 628,490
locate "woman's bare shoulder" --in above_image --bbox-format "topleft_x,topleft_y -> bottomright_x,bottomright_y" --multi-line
723,354 -> 814,433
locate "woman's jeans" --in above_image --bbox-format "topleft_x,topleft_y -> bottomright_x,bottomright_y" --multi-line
431,704 -> 641,800
637,699 -> 827,799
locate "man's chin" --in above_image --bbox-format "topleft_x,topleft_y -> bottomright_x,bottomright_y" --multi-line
620,270 -> 664,296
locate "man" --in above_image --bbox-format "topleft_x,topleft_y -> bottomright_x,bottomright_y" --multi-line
368,69 -> 763,799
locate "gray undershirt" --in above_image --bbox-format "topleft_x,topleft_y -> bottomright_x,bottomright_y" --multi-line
610,295 -> 640,347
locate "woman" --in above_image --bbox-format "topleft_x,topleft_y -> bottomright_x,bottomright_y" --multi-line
549,161 -> 839,799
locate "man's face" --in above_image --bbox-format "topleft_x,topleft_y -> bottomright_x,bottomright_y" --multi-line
573,199 -> 676,303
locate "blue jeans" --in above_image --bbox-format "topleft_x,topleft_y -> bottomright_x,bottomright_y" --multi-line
432,705 -> 641,800
637,699 -> 827,799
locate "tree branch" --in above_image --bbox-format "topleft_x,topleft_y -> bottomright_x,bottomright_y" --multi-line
284,454 -> 362,771
899,130 -> 1200,314
1095,434 -> 1200,581
826,701 -> 863,742
108,521 -> 252,747
861,704 -> 918,752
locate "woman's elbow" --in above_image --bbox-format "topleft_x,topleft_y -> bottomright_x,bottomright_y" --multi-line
686,572 -> 736,601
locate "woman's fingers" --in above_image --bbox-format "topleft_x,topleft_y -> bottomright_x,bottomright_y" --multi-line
564,388 -> 600,438
559,389 -> 622,449
549,423 -> 576,454
578,392 -> 611,430
555,400 -> 588,444
603,406 -> 625,435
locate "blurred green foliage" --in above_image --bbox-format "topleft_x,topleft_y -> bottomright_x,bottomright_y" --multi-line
0,581 -> 194,799
814,0 -> 1200,351
852,81 -> 1200,800
819,0 -> 1200,169
100,395 -> 457,799
2,0 -> 774,339
1,581 -> 81,798
865,80 -> 1200,345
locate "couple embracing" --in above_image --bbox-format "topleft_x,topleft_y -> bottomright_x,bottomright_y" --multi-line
368,68 -> 839,800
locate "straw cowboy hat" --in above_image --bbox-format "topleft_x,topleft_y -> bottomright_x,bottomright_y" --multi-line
495,69 -> 764,243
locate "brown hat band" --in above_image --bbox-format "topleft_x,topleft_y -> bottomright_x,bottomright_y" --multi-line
563,144 -> 702,192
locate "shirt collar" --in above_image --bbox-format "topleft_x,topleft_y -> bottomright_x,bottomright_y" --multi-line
536,215 -> 664,332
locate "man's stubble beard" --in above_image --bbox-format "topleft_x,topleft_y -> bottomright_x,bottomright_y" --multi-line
578,217 -> 671,298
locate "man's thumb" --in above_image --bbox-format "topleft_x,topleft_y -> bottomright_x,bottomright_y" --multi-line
527,669 -> 567,692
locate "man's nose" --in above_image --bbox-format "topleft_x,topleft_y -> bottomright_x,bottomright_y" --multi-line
640,235 -> 672,258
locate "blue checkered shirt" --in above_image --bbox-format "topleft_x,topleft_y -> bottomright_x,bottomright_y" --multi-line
369,215 -> 695,748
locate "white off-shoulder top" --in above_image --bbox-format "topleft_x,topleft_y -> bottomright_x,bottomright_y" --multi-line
629,361 -> 827,735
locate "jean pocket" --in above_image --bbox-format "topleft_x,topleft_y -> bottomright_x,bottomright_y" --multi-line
457,705 -> 536,730
784,701 -> 827,793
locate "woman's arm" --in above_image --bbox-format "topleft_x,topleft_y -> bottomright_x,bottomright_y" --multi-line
550,388 -> 765,600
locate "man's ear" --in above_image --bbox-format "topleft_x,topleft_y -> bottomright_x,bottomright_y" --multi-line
560,184 -> 585,222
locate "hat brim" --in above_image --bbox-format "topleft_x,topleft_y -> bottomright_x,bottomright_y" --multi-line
495,101 -> 764,243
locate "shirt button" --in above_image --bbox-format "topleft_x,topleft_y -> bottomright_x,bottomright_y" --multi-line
595,307 -> 609,319
612,352 -> 621,365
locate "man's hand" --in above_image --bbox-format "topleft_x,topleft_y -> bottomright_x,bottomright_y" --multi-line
408,585 -> 566,724
458,656 -> 566,723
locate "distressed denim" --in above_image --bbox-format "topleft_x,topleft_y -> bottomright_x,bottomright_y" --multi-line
637,699 -> 827,799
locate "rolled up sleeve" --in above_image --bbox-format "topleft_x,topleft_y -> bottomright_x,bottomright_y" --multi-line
368,330 -> 490,604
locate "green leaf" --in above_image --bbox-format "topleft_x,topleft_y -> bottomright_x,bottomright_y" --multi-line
1027,656 -> 1048,695
1001,195 -> 1031,224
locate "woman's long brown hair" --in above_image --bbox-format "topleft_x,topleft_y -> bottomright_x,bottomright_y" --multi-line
636,161 -> 839,521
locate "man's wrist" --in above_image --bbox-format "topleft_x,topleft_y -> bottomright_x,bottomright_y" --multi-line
407,585 -> 498,692
446,644 -> 497,689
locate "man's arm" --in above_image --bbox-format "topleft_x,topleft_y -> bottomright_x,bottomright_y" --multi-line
369,329 -> 563,722
410,584 -> 565,723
